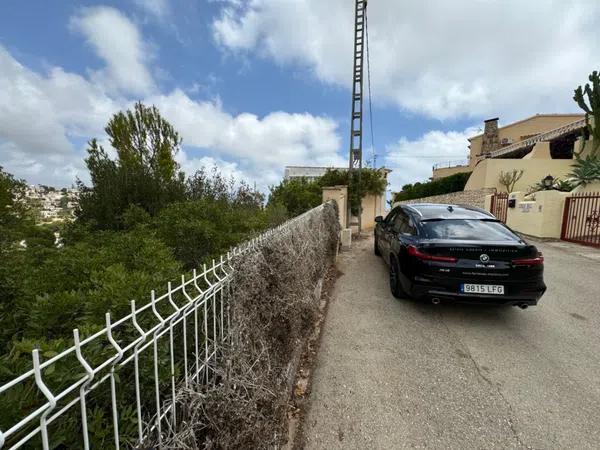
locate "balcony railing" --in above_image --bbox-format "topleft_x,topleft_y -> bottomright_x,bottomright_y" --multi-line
432,159 -> 470,171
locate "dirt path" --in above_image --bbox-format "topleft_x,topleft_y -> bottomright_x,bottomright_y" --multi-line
301,236 -> 600,449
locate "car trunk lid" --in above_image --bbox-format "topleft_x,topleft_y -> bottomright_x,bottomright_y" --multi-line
416,240 -> 542,280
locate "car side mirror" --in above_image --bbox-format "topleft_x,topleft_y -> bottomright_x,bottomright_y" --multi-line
375,216 -> 384,223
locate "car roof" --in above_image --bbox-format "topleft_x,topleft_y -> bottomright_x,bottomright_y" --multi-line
401,203 -> 495,220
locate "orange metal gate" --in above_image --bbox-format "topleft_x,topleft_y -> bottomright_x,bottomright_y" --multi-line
490,192 -> 509,223
561,192 -> 600,248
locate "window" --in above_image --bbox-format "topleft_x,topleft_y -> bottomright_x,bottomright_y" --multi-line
406,216 -> 418,235
384,208 -> 399,224
421,219 -> 518,241
392,211 -> 415,235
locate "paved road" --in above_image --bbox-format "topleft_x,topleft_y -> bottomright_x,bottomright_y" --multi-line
303,236 -> 600,449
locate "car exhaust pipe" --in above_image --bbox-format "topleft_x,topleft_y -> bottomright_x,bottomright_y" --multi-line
518,303 -> 528,310
431,297 -> 441,305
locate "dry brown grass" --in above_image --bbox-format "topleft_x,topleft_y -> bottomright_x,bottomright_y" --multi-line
152,203 -> 340,449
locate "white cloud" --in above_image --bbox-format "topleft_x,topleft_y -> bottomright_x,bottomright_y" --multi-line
0,141 -> 86,187
0,47 -> 72,156
0,45 -> 343,189
148,89 -> 345,187
213,0 -> 600,121
70,6 -> 156,96
132,0 -> 170,20
0,5 -> 345,189
176,153 -> 245,182
385,127 -> 478,192
0,45 -> 121,185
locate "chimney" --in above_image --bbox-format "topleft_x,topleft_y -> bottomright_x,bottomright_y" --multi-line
481,117 -> 500,155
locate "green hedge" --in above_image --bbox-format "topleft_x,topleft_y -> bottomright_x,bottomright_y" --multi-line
393,171 -> 472,202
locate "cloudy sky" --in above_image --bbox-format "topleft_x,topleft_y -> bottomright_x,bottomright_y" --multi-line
1,0 -> 598,192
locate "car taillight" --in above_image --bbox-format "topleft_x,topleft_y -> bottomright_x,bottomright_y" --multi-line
512,253 -> 544,266
408,245 -> 458,263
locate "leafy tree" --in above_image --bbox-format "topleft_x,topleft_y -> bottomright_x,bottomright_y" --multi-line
0,169 -> 57,346
319,168 -> 387,215
268,168 -> 388,217
574,70 -> 600,155
498,169 -> 524,193
267,177 -> 323,217
187,166 -> 265,209
187,166 -> 235,203
77,102 -> 186,229
155,167 -> 271,269
0,167 -> 29,233
393,171 -> 472,202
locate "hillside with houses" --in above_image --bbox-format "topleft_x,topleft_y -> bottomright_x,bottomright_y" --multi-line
23,185 -> 79,223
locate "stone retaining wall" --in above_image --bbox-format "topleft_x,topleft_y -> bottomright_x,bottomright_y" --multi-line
394,188 -> 496,209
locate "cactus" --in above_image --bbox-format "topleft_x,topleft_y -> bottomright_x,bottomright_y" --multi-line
573,70 -> 600,154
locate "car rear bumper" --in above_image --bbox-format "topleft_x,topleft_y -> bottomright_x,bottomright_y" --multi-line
410,279 -> 546,306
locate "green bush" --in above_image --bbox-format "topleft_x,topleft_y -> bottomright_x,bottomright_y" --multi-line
0,226 -> 183,448
267,177 -> 322,217
528,176 -> 575,194
153,198 -> 272,270
267,168 -> 388,217
393,171 -> 471,202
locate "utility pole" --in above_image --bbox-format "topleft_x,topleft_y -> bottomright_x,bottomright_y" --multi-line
348,0 -> 367,233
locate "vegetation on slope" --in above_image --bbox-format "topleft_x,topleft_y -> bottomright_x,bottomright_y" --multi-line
0,103 -> 286,448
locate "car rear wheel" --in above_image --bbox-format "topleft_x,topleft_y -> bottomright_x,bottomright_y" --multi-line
374,236 -> 381,256
389,257 -> 406,299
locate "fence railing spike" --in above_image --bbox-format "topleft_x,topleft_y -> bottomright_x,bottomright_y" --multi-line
32,349 -> 56,450
106,312 -> 123,449
73,329 -> 93,450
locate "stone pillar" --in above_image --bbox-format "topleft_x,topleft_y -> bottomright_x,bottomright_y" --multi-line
322,185 -> 348,229
481,117 -> 500,156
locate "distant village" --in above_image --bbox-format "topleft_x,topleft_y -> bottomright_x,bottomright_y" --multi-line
24,185 -> 79,223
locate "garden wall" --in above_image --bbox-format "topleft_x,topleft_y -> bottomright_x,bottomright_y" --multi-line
393,188 -> 496,209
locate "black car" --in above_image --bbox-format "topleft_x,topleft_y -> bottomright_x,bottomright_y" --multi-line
374,203 -> 546,308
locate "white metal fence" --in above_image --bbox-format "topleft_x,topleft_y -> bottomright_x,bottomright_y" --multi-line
0,204 -> 330,449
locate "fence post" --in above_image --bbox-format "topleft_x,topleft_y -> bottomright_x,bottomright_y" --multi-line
32,350 -> 56,450
73,329 -> 94,450
561,196 -> 571,240
166,281 -> 180,429
150,290 -> 165,443
106,313 -> 124,450
130,300 -> 146,443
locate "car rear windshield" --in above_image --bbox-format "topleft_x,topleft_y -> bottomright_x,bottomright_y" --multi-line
421,219 -> 519,241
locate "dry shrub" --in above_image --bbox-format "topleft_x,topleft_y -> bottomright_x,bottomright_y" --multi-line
155,203 -> 340,449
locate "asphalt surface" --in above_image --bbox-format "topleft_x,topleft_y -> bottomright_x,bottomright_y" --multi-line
302,236 -> 600,449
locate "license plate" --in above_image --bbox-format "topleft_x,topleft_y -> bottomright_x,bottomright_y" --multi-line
460,284 -> 505,295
